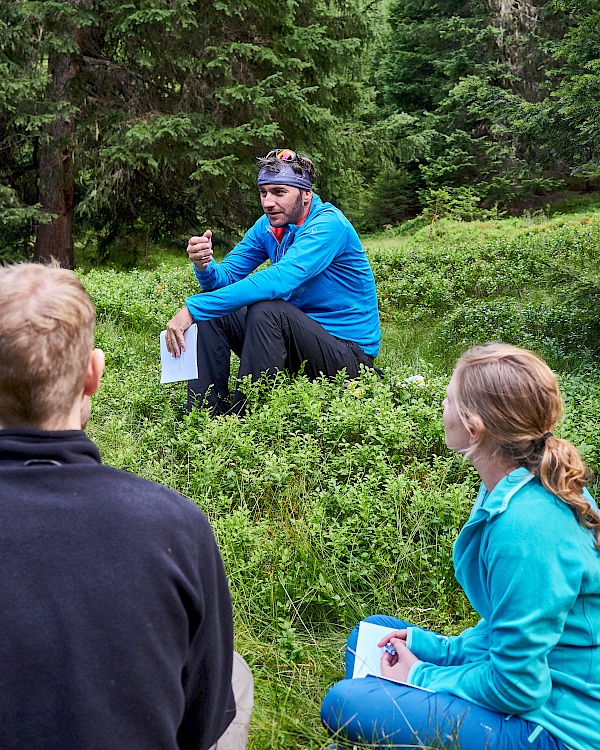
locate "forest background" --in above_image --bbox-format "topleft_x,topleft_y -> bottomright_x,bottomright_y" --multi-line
3,2 -> 600,749
2,0 -> 600,267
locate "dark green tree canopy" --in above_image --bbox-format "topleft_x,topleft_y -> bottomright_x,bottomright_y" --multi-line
4,0 -> 600,247
518,0 -> 600,175
358,0 -> 571,227
1,0 -> 372,263
379,0 -> 497,114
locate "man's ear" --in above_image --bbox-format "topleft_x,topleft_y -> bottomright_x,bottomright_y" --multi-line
83,348 -> 105,397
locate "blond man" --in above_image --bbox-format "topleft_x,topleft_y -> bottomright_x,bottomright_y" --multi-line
0,263 -> 252,750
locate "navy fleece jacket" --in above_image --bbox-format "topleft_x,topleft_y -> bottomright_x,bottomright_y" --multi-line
0,430 -> 235,750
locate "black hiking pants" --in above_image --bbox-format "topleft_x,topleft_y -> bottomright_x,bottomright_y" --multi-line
187,299 -> 377,415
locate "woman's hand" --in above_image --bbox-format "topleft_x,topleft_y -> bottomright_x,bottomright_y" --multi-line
377,630 -> 408,648
380,636 -> 418,683
166,306 -> 194,357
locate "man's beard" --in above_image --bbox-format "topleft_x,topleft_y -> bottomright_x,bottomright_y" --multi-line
287,191 -> 305,225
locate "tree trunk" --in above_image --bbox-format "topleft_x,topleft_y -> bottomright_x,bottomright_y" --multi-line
34,27 -> 83,269
485,0 -> 546,101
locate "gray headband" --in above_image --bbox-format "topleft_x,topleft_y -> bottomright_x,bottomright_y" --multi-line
257,163 -> 312,191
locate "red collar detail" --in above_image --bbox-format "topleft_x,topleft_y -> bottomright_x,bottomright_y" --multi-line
272,226 -> 286,243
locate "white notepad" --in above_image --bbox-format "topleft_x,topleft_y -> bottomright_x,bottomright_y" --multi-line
352,620 -> 434,691
160,324 -> 198,384
353,621 -> 395,679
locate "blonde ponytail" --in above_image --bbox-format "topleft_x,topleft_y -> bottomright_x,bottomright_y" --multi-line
454,343 -> 600,549
538,436 -> 600,547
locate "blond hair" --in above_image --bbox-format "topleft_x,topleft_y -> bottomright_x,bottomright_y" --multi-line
453,343 -> 600,548
0,263 -> 95,428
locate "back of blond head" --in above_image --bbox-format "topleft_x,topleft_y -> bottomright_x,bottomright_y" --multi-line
453,343 -> 599,547
0,264 -> 95,428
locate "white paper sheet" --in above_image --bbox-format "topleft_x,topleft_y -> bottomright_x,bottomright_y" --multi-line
352,620 -> 435,691
353,621 -> 394,679
160,324 -> 198,384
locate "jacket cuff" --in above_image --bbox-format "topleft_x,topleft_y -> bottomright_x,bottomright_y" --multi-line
184,297 -> 200,321
193,262 -> 216,285
407,627 -> 447,664
406,660 -> 425,685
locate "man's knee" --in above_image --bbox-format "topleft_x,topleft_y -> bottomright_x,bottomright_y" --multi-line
209,652 -> 253,750
245,299 -> 290,327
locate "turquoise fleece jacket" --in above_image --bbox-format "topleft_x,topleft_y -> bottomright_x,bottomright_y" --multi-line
185,194 -> 381,357
406,468 -> 600,750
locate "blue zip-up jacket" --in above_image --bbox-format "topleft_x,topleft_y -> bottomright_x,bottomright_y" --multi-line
185,194 -> 381,357
406,468 -> 600,750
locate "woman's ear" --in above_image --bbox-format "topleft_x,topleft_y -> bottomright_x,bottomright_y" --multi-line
467,416 -> 485,446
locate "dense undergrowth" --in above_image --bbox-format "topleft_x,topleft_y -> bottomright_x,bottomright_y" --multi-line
83,205 -> 600,749
368,212 -> 600,371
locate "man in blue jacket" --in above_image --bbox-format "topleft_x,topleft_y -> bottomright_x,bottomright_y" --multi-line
166,149 -> 381,414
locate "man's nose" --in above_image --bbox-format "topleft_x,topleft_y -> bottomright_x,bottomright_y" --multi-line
262,193 -> 276,208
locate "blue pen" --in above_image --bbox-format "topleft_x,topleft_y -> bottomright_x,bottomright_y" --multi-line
384,642 -> 396,656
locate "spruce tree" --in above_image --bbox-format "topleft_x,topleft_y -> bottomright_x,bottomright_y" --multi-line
0,0 -> 62,260
516,0 -> 600,184
368,0 -> 565,222
1,0 -> 371,267
379,0 -> 496,114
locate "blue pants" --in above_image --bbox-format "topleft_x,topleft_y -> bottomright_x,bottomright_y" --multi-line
321,615 -> 569,750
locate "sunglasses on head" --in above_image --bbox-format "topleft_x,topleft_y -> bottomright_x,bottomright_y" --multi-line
265,148 -> 298,162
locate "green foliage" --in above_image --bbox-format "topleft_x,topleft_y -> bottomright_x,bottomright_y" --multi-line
475,0 -> 600,199
518,0 -> 600,170
439,296 -> 600,362
363,166 -> 422,228
369,209 -> 600,370
357,0 -> 572,228
81,264 -> 199,334
0,185 -> 52,261
0,0 -> 374,262
80,208 -> 600,747
378,0 -> 496,114
0,0 -> 58,257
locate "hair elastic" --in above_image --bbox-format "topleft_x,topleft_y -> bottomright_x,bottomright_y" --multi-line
540,431 -> 553,445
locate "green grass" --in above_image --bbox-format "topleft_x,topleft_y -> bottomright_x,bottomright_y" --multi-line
361,196 -> 600,254
81,202 -> 600,749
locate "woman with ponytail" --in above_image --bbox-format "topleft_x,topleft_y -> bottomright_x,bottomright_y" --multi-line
321,343 -> 600,750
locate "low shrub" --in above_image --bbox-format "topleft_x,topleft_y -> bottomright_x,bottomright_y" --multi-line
82,208 -> 600,748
